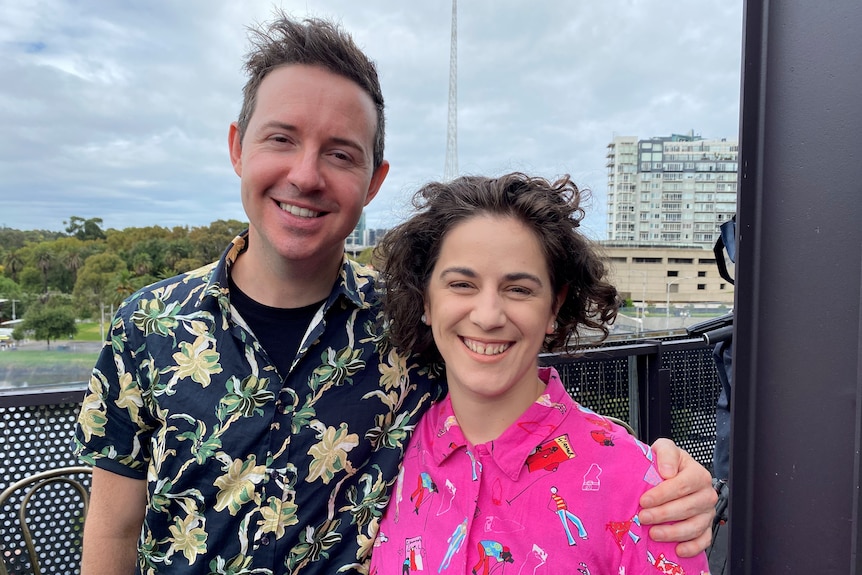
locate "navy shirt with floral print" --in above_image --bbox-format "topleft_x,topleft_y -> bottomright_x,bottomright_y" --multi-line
73,232 -> 442,574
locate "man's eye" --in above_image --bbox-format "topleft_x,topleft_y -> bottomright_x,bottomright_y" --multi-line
330,151 -> 353,163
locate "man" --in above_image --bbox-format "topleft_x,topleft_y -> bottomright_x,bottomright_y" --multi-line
73,13 -> 715,574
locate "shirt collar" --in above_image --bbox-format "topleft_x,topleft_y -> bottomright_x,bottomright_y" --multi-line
430,367 -> 573,481
197,230 -> 380,315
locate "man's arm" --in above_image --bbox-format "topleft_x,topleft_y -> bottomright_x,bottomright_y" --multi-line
638,438 -> 718,558
81,467 -> 147,575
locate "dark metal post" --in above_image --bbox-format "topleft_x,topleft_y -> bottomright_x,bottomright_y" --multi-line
731,0 -> 862,571
638,346 -> 672,444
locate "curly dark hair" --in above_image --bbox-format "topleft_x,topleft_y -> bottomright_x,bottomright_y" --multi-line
375,172 -> 620,364
237,12 -> 385,169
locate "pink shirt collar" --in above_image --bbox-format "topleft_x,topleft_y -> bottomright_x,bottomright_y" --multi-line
428,366 -> 573,481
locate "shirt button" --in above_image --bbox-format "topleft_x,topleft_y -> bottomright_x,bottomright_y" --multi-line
261,536 -> 270,546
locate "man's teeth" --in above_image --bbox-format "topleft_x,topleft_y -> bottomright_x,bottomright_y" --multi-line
464,339 -> 510,355
279,203 -> 320,218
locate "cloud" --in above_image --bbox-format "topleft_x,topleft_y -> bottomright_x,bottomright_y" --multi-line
0,0 -> 742,240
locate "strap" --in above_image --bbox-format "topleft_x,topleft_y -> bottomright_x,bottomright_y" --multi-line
713,216 -> 736,285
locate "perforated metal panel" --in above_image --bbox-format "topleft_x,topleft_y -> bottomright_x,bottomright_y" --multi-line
0,403 -> 88,575
554,356 -> 634,423
544,346 -> 722,472
664,347 -> 723,472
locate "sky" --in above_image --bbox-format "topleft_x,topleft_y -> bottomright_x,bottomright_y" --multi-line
0,0 -> 743,240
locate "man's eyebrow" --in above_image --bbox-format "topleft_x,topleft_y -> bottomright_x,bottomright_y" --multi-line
260,121 -> 368,154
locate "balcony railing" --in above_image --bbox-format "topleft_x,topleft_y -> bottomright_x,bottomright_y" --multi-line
0,335 -> 721,574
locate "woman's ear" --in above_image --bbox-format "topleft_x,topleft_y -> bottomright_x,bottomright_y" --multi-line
547,286 -> 569,334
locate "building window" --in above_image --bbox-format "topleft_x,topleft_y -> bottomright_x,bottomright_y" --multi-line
667,270 -> 679,277
698,271 -> 707,277
697,284 -> 706,290
720,284 -> 726,290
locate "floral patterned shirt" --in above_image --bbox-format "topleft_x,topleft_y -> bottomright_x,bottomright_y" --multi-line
72,232 -> 442,574
369,367 -> 709,575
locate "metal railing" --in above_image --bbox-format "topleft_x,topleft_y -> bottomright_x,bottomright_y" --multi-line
0,335 -> 721,574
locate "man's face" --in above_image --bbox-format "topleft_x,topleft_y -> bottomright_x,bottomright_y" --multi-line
229,64 -> 388,271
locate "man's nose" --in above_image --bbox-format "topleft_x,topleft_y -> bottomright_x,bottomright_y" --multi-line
288,149 -> 324,192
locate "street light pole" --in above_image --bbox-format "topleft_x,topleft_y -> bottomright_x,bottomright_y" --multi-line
640,271 -> 647,334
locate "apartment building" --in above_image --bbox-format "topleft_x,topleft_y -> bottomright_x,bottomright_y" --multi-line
606,132 -> 738,248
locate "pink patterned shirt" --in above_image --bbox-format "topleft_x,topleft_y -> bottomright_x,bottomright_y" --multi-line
369,367 -> 709,575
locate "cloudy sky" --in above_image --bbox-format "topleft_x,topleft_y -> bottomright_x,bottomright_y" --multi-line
0,0 -> 743,239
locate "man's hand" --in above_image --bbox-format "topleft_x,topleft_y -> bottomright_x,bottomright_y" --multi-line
638,438 -> 717,558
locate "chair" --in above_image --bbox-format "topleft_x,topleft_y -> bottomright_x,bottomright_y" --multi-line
0,466 -> 92,575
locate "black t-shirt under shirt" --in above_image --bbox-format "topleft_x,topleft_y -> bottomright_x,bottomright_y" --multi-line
228,276 -> 325,378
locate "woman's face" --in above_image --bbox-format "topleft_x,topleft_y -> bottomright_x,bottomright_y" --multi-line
424,214 -> 561,414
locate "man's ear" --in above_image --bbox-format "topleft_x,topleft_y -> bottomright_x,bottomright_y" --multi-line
228,122 -> 243,177
363,160 -> 390,206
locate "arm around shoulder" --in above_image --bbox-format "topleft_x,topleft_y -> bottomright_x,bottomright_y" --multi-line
639,438 -> 717,557
81,467 -> 147,575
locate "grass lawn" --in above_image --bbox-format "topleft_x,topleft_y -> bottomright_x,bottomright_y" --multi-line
0,346 -> 99,387
75,321 -> 107,342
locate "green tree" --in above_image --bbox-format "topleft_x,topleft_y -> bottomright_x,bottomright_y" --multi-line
3,250 -> 24,282
64,216 -> 107,241
351,247 -> 376,267
0,276 -> 23,322
73,252 -> 128,319
33,244 -> 53,294
15,300 -> 77,348
188,219 -> 247,263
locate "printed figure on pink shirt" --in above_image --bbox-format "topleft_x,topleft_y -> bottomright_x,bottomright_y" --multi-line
525,434 -> 575,473
410,472 -> 437,514
471,540 -> 513,575
647,550 -> 686,575
402,535 -> 425,573
590,428 -> 615,446
548,486 -> 588,545
438,517 -> 468,572
607,514 -> 642,551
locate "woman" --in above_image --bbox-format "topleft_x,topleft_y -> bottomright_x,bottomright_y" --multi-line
370,173 -> 709,574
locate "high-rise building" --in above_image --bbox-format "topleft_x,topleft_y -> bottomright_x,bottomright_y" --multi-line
606,132 -> 738,247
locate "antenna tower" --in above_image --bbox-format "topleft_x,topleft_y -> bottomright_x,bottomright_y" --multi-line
444,0 -> 458,181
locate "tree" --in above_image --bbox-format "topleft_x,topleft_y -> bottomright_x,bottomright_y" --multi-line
64,216 -> 106,241
0,276 -> 23,322
33,244 -> 53,294
73,252 -> 128,316
3,250 -> 23,282
16,300 -> 77,348
351,247 -> 376,267
188,219 -> 247,263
